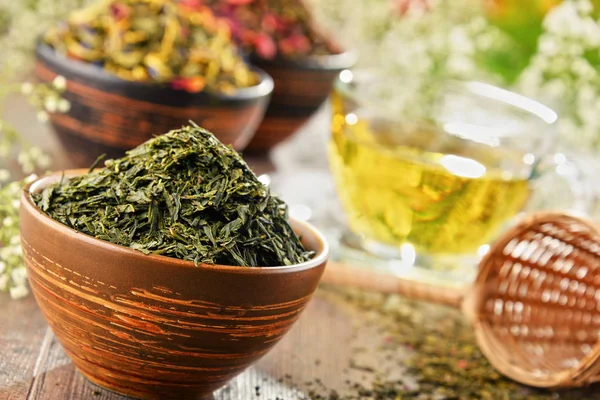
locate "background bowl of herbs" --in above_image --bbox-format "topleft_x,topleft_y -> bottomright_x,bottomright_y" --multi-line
247,51 -> 356,152
19,125 -> 328,400
210,0 -> 357,153
36,0 -> 274,166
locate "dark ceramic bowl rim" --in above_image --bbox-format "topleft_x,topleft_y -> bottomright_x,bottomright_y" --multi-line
252,49 -> 358,71
36,42 -> 274,101
23,170 -> 329,274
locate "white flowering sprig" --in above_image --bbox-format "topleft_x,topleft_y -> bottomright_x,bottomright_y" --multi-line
0,78 -> 69,298
22,76 -> 71,125
0,0 -> 85,299
0,176 -> 38,299
309,0 -> 498,120
516,0 -> 600,150
311,0 -> 600,151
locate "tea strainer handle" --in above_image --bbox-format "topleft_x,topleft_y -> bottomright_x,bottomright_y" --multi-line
321,261 -> 465,308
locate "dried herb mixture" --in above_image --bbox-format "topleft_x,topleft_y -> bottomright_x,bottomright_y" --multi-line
44,0 -> 258,93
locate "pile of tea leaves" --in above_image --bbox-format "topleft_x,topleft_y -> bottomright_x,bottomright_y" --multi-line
33,124 -> 313,267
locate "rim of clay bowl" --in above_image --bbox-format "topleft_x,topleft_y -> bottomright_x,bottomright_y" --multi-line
22,170 -> 329,274
35,42 -> 274,102
250,50 -> 358,71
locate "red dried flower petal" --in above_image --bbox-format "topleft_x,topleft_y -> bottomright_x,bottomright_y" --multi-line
254,33 -> 276,59
261,14 -> 278,32
171,77 -> 206,93
225,0 -> 255,5
109,4 -> 130,20
279,34 -> 310,56
288,34 -> 311,53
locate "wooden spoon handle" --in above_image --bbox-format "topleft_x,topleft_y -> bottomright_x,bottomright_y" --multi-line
322,261 -> 465,309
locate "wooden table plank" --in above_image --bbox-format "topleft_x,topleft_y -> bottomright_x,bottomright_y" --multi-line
0,295 -> 49,400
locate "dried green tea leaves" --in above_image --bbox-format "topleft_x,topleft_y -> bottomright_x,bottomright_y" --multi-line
33,124 -> 313,267
303,288 -> 600,400
44,0 -> 258,93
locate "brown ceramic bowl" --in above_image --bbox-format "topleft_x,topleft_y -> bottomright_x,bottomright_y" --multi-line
20,170 -> 328,400
245,51 -> 357,153
35,43 -> 274,166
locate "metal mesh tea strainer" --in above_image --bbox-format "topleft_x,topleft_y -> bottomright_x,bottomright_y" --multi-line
323,211 -> 600,388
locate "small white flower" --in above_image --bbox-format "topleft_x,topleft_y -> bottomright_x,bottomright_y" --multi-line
0,248 -> 10,261
24,174 -> 38,184
0,169 -> 10,182
36,154 -> 51,168
448,26 -> 474,54
0,143 -> 9,157
36,110 -> 49,123
10,245 -> 22,257
20,82 -> 34,95
581,18 -> 600,46
468,16 -> 487,33
578,86 -> 597,103
44,97 -> 58,113
538,37 -> 559,56
10,285 -> 29,299
57,98 -> 71,113
544,2 -> 580,36
3,217 -> 14,227
475,33 -> 495,51
549,56 -> 569,73
52,75 -> 67,91
17,152 -> 29,165
446,55 -> 474,75
17,152 -> 34,174
572,58 -> 596,80
11,267 -> 27,285
29,146 -> 43,158
576,0 -> 593,15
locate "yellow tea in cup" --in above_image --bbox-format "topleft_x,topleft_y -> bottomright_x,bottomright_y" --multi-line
328,111 -> 530,254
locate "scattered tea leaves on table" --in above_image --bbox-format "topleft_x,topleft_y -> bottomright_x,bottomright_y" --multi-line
290,287 -> 600,400
33,123 -> 313,267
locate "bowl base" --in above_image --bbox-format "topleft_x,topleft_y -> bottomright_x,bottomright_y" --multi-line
77,367 -> 216,400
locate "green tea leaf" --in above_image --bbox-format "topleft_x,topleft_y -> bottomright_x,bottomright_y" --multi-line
33,124 -> 314,267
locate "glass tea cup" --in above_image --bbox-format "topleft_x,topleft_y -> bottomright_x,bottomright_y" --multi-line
327,70 -> 592,285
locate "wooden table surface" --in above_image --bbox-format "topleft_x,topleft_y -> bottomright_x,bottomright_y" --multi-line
0,286 -> 387,400
3,102 -> 600,400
